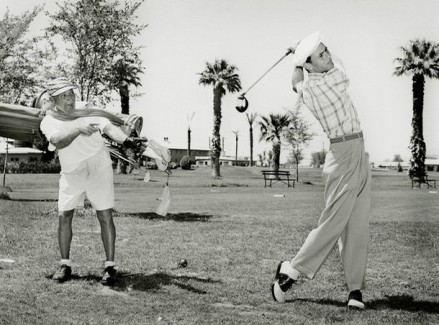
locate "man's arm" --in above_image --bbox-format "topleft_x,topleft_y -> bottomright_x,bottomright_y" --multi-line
103,124 -> 130,144
292,66 -> 304,93
50,124 -> 100,149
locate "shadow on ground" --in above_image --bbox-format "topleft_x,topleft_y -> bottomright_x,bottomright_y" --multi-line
46,271 -> 221,295
293,294 -> 439,313
115,212 -> 214,222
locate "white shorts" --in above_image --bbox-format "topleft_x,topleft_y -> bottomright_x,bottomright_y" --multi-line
58,147 -> 114,211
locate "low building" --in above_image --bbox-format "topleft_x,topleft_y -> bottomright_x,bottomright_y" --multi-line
426,156 -> 439,172
0,147 -> 43,163
169,147 -> 210,165
195,155 -> 250,167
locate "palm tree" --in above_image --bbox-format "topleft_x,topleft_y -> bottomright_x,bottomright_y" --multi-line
246,112 -> 257,167
198,59 -> 241,178
232,130 -> 239,165
187,112 -> 195,158
258,113 -> 290,172
112,56 -> 143,115
393,39 -> 439,180
110,55 -> 143,174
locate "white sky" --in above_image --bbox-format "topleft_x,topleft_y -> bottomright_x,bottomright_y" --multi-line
3,0 -> 439,163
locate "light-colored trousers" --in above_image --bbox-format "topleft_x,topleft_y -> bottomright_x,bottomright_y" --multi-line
291,138 -> 371,291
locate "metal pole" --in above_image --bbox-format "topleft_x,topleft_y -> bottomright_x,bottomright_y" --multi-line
241,49 -> 293,96
3,138 -> 8,187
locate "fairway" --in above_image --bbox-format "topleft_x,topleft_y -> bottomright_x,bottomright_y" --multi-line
0,167 -> 438,324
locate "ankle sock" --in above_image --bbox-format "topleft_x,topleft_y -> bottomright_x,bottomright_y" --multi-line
104,261 -> 117,269
60,259 -> 71,267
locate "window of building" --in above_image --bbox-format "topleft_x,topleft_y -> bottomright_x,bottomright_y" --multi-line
10,157 -> 19,162
29,157 -> 38,162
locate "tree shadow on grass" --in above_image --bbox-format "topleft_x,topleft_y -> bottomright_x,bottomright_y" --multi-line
117,212 -> 213,222
293,294 -> 439,313
47,271 -> 220,295
368,294 -> 439,313
114,271 -> 221,294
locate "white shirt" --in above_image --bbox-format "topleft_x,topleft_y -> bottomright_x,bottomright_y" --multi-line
40,115 -> 112,172
297,58 -> 361,139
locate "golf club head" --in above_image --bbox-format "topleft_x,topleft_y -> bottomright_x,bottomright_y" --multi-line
235,94 -> 248,113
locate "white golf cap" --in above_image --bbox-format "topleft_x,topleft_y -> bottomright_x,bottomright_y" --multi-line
46,77 -> 77,96
293,31 -> 322,66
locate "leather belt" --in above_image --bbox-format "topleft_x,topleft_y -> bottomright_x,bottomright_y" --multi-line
330,132 -> 363,144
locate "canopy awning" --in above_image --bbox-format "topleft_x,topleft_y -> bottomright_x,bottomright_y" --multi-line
0,102 -> 43,141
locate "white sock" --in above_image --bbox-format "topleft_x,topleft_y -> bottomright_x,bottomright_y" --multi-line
280,261 -> 300,280
60,259 -> 71,267
104,261 -> 117,269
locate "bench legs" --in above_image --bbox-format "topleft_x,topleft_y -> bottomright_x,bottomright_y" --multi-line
411,180 -> 437,189
263,178 -> 295,188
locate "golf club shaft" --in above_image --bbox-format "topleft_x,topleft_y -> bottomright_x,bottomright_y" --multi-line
242,49 -> 292,96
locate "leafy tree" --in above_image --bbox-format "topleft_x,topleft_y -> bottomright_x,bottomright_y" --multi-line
0,6 -> 55,104
393,154 -> 403,163
283,103 -> 314,181
311,150 -> 326,168
258,113 -> 290,172
180,155 -> 191,170
393,154 -> 404,172
46,0 -> 146,106
246,112 -> 257,167
393,39 -> 439,180
198,59 -> 241,178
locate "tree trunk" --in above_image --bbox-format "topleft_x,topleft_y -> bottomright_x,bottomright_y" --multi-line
235,135 -> 238,165
120,84 -> 130,115
187,128 -> 191,159
272,141 -> 281,172
409,74 -> 426,180
211,88 -> 222,178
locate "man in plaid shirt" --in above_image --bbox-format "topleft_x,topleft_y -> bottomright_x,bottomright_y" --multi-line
271,32 -> 371,310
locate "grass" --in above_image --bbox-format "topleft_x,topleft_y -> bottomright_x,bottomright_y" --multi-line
0,166 -> 438,324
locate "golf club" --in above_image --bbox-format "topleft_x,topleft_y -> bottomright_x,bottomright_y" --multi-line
235,48 -> 293,113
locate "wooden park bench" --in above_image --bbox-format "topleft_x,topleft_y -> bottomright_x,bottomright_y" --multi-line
262,170 -> 295,188
411,176 -> 437,189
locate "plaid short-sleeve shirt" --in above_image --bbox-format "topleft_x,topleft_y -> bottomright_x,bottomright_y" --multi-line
299,64 -> 361,139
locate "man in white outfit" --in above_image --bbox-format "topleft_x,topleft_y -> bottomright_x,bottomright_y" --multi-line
271,32 -> 371,310
39,78 -> 142,284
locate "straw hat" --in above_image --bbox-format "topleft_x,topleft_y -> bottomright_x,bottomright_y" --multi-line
46,77 -> 77,96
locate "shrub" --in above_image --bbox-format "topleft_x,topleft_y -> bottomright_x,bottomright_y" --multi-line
180,156 -> 192,170
0,160 -> 61,174
145,161 -> 158,170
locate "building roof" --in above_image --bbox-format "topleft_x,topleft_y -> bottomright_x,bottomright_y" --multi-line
0,147 -> 42,154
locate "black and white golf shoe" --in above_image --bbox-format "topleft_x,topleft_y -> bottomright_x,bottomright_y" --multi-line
52,264 -> 72,283
101,266 -> 118,285
347,290 -> 365,310
271,261 -> 296,303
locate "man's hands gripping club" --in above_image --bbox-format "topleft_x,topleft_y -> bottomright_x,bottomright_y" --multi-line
123,136 -> 148,149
